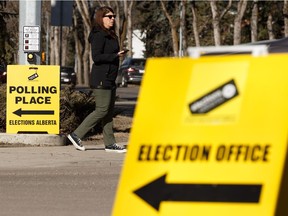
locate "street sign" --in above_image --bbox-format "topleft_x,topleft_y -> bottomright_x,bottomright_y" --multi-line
112,54 -> 288,216
23,26 -> 40,52
6,65 -> 60,134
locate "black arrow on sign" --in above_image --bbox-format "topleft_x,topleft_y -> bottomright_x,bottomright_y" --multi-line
134,173 -> 262,211
13,108 -> 54,117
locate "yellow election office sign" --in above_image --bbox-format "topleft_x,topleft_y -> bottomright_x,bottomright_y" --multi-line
112,54 -> 288,216
6,65 -> 60,134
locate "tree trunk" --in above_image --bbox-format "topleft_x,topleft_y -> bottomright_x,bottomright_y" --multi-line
73,9 -> 83,85
284,0 -> 288,37
210,1 -> 221,46
120,2 -> 127,53
191,1 -> 200,47
49,27 -> 55,65
210,0 -> 232,46
160,0 -> 179,57
114,1 -> 121,42
61,27 -> 70,66
50,26 -> 60,65
233,0 -> 247,45
251,0 -> 258,42
267,13 -> 275,40
75,0 -> 91,86
181,0 -> 188,56
83,29 -> 90,86
126,1 -> 134,57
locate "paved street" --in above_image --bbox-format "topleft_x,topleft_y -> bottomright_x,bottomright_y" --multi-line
0,143 -> 126,216
0,86 -> 137,216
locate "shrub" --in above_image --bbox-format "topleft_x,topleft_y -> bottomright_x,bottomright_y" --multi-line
0,84 -> 131,136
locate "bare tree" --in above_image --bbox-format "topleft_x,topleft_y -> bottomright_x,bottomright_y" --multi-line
75,0 -> 91,86
126,0 -> 134,57
251,0 -> 258,42
73,8 -> 83,85
50,27 -> 60,65
210,0 -> 232,46
113,1 -> 121,39
160,0 -> 179,57
61,27 -> 70,66
49,26 -> 70,66
118,2 -> 127,53
180,0 -> 187,56
210,1 -> 221,45
267,12 -> 275,40
284,0 -> 288,36
233,0 -> 248,45
191,1 -> 200,47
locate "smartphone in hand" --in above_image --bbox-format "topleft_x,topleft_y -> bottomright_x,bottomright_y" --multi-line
122,49 -> 129,54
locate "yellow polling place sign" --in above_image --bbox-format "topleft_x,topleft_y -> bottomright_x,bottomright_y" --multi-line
6,65 -> 60,134
113,54 -> 288,216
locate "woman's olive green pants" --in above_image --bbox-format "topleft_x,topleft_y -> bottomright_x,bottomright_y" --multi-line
73,88 -> 116,146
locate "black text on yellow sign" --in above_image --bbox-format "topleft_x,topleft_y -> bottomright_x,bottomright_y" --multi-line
9,86 -> 57,105
6,65 -> 60,134
135,142 -> 268,211
137,143 -> 270,162
112,56 -> 288,216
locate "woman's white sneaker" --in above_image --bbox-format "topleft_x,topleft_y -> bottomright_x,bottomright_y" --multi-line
67,133 -> 86,151
105,143 -> 127,153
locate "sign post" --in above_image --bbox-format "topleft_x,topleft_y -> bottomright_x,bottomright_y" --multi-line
6,65 -> 60,134
112,52 -> 288,216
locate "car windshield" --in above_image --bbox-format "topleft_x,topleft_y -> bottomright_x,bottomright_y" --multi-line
130,59 -> 146,67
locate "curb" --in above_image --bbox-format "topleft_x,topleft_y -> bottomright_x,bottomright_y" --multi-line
0,133 -> 66,146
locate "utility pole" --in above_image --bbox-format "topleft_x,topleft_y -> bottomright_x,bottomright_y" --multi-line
18,0 -> 42,65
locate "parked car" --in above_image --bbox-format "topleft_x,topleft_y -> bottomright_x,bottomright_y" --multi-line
116,57 -> 146,87
60,66 -> 76,85
0,64 -> 7,84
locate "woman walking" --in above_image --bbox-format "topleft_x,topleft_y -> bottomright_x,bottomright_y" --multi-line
68,6 -> 127,153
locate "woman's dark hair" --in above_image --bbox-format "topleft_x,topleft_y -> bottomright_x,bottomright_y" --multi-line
92,6 -> 117,38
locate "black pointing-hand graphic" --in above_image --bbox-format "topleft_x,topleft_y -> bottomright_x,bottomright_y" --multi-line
13,108 -> 54,117
134,173 -> 262,211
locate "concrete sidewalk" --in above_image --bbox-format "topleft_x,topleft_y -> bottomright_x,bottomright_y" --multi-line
0,142 -> 127,169
0,143 -> 127,216
0,132 -> 128,147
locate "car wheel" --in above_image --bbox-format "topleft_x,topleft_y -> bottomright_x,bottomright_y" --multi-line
120,75 -> 128,87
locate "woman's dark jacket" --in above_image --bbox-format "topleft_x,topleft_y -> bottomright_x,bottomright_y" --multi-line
88,26 -> 120,89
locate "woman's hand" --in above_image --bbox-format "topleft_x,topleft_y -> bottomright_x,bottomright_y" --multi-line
118,49 -> 129,57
